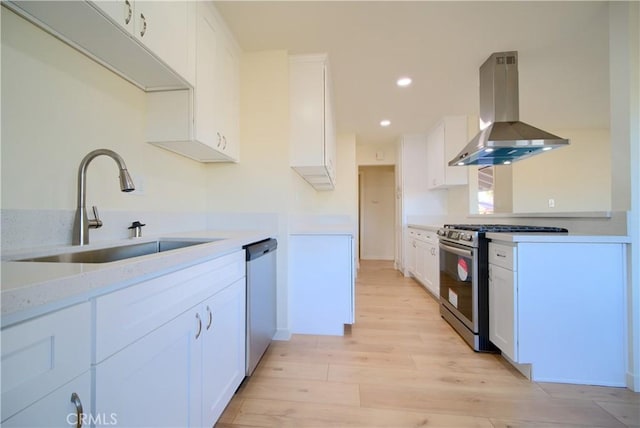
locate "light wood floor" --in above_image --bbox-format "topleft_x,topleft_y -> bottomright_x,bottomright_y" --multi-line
217,260 -> 640,428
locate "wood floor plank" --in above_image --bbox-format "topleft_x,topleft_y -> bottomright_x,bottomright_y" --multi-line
231,398 -> 495,427
236,377 -> 360,407
216,260 -> 639,428
359,383 -> 628,427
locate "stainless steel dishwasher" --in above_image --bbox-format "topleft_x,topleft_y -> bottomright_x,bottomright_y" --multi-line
244,238 -> 277,375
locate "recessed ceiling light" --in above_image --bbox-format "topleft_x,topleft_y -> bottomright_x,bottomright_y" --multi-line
380,119 -> 391,127
397,77 -> 412,87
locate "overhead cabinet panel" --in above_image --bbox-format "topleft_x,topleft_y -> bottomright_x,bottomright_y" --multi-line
290,54 -> 337,190
4,0 -> 193,91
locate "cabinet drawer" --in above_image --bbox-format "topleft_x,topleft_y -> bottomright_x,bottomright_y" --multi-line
95,250 -> 245,362
489,243 -> 516,270
1,303 -> 91,422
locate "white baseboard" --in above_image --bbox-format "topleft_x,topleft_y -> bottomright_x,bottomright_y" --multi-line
272,329 -> 291,341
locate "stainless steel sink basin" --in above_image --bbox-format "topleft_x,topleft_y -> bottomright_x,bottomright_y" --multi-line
15,239 -> 222,263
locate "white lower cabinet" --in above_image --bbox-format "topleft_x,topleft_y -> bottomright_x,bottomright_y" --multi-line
2,372 -> 92,428
290,234 -> 354,335
1,302 -> 91,427
488,262 -> 517,361
94,278 -> 245,428
93,250 -> 246,428
488,241 -> 626,386
406,227 -> 439,298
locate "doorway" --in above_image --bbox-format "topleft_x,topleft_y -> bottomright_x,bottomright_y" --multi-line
358,165 -> 396,260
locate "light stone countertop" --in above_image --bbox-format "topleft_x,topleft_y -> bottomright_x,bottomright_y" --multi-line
407,224 -> 441,232
486,232 -> 631,244
289,223 -> 355,235
1,230 -> 272,326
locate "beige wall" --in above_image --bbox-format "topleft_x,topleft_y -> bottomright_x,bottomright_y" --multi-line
1,9 -> 208,213
359,165 -> 395,260
356,141 -> 396,166
512,128 -> 611,213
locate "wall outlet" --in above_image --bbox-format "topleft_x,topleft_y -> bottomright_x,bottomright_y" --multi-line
548,198 -> 555,208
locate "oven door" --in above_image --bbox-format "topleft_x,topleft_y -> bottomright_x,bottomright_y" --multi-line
439,240 -> 477,332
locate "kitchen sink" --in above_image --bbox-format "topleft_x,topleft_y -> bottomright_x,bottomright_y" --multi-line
15,239 -> 223,264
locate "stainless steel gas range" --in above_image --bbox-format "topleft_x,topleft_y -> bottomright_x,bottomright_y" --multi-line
437,224 -> 568,352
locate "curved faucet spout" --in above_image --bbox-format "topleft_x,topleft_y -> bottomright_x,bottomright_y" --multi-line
73,149 -> 135,246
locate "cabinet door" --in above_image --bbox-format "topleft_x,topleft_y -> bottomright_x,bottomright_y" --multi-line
1,303 -> 90,422
423,242 -> 439,297
415,240 -> 428,285
489,263 -> 517,361
201,279 -> 246,426
2,372 -> 92,428
133,1 -> 191,81
93,0 -> 134,32
194,5 -> 219,147
427,122 -> 445,189
213,32 -> 240,160
95,309 -> 201,428
406,237 -> 417,276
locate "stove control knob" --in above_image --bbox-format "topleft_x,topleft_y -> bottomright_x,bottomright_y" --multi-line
461,233 -> 473,241
437,229 -> 446,236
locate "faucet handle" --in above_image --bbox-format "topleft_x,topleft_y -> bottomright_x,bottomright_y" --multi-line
89,205 -> 103,229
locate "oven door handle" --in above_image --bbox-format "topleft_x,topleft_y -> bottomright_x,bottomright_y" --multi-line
439,242 -> 473,258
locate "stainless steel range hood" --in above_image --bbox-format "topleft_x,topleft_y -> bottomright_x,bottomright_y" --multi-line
449,51 -> 569,166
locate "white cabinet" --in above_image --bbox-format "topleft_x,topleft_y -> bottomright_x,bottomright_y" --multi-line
95,279 -> 245,428
146,2 -> 240,162
93,0 -> 195,83
290,234 -> 354,335
1,303 -> 91,426
5,0 -> 193,90
289,54 -> 337,191
427,116 -> 475,189
488,244 -> 518,361
94,250 -> 246,427
201,279 -> 246,425
488,241 -> 626,386
406,227 -> 439,298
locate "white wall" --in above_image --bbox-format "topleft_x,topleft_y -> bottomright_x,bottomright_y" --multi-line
1,9 -> 209,248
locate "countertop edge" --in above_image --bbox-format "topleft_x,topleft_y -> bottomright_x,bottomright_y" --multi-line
486,232 -> 631,244
407,224 -> 441,232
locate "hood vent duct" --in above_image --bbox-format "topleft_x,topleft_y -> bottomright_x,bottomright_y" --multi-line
450,51 -> 569,166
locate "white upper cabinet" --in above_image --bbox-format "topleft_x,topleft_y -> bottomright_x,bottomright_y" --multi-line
427,116 -> 476,189
5,0 -> 194,90
290,54 -> 337,191
146,2 -> 240,162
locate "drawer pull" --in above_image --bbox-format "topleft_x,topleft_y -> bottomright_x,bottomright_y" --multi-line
70,392 -> 84,428
124,0 -> 132,25
496,252 -> 507,258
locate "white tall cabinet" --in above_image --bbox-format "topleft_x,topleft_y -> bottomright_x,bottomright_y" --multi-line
289,54 -> 337,190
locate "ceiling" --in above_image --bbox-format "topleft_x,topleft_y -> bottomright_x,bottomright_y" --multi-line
215,1 -> 610,146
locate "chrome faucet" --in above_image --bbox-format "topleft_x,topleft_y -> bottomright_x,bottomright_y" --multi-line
72,149 -> 135,245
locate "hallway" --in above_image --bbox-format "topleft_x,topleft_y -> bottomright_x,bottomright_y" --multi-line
218,260 -> 639,427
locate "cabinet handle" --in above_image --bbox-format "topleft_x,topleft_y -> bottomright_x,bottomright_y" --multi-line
139,13 -> 147,37
496,252 -> 507,258
222,135 -> 227,150
70,392 -> 83,428
195,313 -> 202,339
216,132 -> 222,148
124,0 -> 132,25
412,242 -> 416,248
206,305 -> 213,330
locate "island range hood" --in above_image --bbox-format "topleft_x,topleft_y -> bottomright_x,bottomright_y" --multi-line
449,51 -> 569,166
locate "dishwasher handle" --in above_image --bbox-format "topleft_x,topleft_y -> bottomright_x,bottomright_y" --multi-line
245,238 -> 278,261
